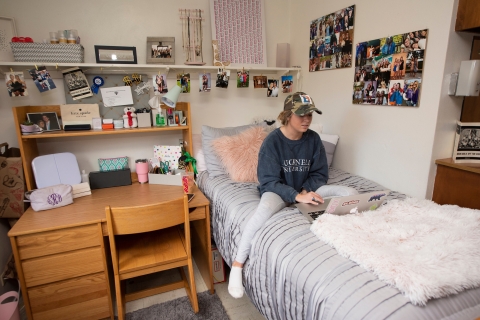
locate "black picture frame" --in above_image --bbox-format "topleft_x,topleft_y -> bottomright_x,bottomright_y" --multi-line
27,112 -> 61,132
94,45 -> 137,64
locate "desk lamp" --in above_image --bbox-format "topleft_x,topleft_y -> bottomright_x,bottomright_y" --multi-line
161,85 -> 181,108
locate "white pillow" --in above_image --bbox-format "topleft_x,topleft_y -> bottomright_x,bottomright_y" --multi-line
319,133 -> 339,167
192,134 -> 207,172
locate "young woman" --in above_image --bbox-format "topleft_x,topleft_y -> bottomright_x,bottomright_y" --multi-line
228,92 -> 358,298
399,56 -> 405,78
12,75 -> 26,96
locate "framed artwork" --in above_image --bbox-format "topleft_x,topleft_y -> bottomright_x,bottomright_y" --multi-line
27,112 -> 61,131
94,45 -> 137,64
210,0 -> 267,67
146,37 -> 174,64
309,5 -> 355,72
352,29 -> 428,107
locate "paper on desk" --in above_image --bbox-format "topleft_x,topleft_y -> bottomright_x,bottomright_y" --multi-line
100,86 -> 134,107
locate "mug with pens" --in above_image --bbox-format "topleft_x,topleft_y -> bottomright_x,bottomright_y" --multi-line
149,158 -> 172,175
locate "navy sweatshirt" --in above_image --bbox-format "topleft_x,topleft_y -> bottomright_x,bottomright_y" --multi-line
257,128 -> 329,203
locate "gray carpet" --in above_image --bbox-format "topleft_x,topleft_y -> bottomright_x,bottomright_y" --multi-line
126,291 -> 230,320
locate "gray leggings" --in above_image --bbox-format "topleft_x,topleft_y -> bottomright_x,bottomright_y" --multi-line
235,184 -> 358,263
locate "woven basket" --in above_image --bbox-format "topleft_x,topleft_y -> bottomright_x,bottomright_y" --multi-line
10,42 -> 84,63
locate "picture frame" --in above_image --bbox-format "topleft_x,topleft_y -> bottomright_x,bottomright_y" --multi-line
94,45 -> 137,64
146,37 -> 175,64
27,112 -> 61,132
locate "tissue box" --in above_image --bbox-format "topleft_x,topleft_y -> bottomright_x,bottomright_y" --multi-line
137,112 -> 152,128
148,169 -> 184,186
10,43 -> 84,63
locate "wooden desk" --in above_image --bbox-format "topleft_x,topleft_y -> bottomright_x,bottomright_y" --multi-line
8,184 -> 213,320
432,158 -> 480,209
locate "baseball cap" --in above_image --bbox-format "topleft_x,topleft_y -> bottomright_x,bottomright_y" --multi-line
284,92 -> 322,116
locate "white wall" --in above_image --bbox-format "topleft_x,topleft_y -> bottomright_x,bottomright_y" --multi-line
289,0 -> 466,199
0,0 -> 291,173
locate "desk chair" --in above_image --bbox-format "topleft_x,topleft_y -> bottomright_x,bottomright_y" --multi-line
105,195 -> 199,320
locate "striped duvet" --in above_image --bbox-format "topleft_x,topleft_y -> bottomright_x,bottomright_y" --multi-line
198,168 -> 480,320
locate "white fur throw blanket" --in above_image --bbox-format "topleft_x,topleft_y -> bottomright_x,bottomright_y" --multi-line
310,197 -> 480,306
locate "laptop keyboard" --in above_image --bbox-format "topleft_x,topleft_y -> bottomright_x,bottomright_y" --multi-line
308,210 -> 325,220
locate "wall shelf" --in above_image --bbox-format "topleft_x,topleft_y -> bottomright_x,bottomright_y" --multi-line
0,62 -> 300,77
12,103 -> 193,191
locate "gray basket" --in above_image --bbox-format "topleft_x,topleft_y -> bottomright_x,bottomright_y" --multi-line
10,42 -> 84,63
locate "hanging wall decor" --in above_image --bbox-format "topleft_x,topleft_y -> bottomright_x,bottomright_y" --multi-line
309,5 -> 355,72
352,29 -> 428,107
210,0 -> 267,67
179,9 -> 206,65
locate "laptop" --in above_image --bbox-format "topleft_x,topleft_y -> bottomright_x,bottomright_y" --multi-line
296,190 -> 390,223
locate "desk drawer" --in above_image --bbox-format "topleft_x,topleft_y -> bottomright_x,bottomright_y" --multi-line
29,272 -> 109,320
23,247 -> 104,288
16,225 -> 100,260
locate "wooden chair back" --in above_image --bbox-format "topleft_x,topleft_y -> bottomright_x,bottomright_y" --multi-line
106,195 -> 187,235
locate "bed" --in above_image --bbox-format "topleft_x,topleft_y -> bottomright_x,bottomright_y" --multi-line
197,166 -> 480,320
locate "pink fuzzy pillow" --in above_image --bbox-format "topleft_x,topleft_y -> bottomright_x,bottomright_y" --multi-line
212,126 -> 267,182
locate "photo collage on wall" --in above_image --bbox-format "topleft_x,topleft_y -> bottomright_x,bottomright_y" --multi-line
309,5 -> 355,72
353,29 -> 428,107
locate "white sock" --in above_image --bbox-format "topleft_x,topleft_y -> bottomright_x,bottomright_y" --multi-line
228,266 -> 244,298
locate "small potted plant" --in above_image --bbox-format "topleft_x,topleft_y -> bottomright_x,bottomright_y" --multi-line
20,120 -> 42,134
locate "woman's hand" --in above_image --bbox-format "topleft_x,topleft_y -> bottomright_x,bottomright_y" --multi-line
295,191 -> 324,204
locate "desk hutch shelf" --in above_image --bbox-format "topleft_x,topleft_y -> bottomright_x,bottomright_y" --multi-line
12,102 -> 193,191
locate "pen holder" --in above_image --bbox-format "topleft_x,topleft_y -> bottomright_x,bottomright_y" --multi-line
136,161 -> 149,184
181,172 -> 194,193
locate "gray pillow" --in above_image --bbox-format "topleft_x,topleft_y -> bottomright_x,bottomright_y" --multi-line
202,124 -> 261,177
319,133 -> 339,167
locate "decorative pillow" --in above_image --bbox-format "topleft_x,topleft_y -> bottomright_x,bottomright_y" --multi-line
191,134 -> 207,172
319,133 -> 339,167
202,124 -> 263,177
211,126 -> 267,182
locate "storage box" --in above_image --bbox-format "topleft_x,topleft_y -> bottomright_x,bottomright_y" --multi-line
137,112 -> 152,127
148,169 -> 184,186
10,43 -> 84,63
212,244 -> 226,284
98,156 -> 129,172
89,168 -> 132,190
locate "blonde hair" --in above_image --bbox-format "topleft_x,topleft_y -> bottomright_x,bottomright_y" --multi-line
277,110 -> 292,126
